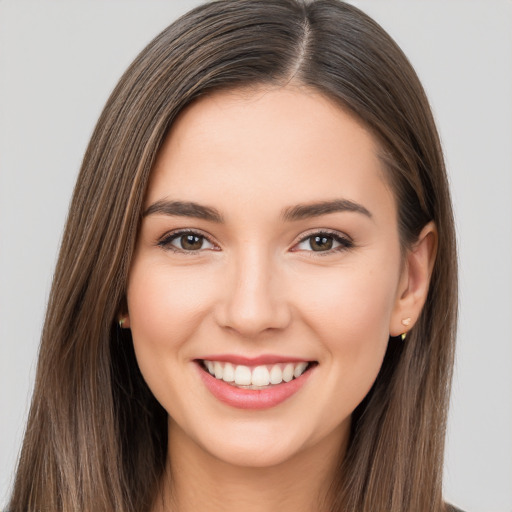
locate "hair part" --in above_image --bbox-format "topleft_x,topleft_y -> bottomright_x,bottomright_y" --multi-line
9,1 -> 457,511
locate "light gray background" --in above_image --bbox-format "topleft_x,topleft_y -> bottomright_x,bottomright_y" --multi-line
1,1 -> 511,511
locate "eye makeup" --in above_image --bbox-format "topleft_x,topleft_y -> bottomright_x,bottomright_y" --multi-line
157,228 -> 218,253
156,227 -> 354,256
291,229 -> 354,255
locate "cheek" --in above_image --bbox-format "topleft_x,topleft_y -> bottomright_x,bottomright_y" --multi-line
125,262 -> 217,400
297,261 -> 398,339
293,259 -> 399,395
128,263 -> 212,345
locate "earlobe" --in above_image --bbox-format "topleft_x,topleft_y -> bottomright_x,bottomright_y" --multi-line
390,221 -> 437,337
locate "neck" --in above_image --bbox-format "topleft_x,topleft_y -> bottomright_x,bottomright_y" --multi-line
153,419 -> 349,512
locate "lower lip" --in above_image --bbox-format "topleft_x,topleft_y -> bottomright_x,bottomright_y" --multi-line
196,363 -> 314,410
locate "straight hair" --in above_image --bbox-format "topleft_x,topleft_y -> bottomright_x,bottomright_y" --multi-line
9,1 -> 457,511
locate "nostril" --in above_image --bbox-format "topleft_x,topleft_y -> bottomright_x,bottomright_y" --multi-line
212,265 -> 292,336
215,299 -> 292,337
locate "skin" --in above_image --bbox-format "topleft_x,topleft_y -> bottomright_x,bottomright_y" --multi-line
124,85 -> 436,512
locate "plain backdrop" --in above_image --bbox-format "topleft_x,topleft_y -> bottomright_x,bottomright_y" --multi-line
0,1 -> 511,511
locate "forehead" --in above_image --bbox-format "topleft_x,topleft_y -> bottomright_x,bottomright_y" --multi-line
146,85 -> 395,221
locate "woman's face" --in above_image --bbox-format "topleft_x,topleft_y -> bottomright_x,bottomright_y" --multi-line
126,86 -> 408,467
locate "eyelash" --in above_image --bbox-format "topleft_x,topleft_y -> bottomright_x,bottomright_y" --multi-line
157,229 -> 354,255
157,229 -> 218,253
293,229 -> 354,256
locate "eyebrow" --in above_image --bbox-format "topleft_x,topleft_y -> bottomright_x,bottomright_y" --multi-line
143,200 -> 224,223
143,198 -> 372,223
281,199 -> 372,221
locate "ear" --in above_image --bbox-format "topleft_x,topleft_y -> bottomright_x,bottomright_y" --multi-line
389,221 -> 437,337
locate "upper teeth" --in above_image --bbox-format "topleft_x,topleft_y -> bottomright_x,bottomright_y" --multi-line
203,361 -> 309,387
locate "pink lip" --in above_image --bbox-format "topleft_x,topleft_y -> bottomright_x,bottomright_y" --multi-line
195,362 -> 314,410
197,354 -> 310,366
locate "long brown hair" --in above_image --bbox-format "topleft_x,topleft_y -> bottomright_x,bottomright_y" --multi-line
9,1 -> 457,511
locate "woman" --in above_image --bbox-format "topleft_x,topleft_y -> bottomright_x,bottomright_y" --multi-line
8,1 -> 460,511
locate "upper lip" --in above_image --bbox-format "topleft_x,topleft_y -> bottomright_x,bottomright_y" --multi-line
195,354 -> 313,366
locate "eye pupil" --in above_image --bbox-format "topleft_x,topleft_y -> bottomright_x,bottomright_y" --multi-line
310,235 -> 333,251
181,234 -> 203,250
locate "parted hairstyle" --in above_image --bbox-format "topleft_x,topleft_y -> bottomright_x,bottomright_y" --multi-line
9,1 -> 457,511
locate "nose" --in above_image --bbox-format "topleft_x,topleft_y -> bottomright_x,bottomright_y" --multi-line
215,246 -> 292,338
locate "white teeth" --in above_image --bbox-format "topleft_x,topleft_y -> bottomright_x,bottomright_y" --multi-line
293,362 -> 308,378
282,363 -> 294,382
222,362 -> 235,382
251,366 -> 270,387
203,360 -> 311,387
269,364 -> 283,384
214,361 -> 223,379
234,365 -> 252,385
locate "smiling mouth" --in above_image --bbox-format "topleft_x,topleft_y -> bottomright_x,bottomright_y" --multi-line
198,360 -> 316,390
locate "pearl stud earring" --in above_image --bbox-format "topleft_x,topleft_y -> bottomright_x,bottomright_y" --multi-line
400,317 -> 411,341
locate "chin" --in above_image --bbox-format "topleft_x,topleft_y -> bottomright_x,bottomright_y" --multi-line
182,411 -> 348,470
201,435 -> 307,469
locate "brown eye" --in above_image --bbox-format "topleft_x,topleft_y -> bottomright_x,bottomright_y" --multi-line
309,235 -> 334,251
294,231 -> 353,253
180,234 -> 204,251
158,231 -> 216,252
